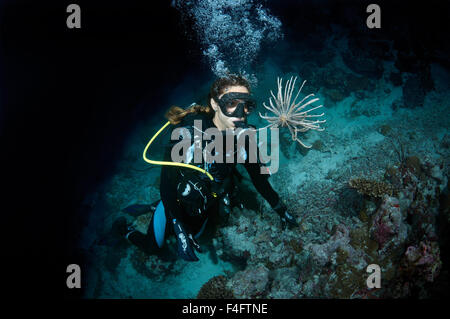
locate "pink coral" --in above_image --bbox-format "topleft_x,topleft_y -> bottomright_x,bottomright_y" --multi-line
370,196 -> 407,250
372,219 -> 395,248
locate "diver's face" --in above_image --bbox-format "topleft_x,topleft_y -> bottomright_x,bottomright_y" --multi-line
211,85 -> 250,130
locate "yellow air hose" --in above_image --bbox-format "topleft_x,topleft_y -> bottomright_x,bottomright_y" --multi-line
142,120 -> 214,181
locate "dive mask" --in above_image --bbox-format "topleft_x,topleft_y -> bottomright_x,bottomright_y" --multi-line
217,92 -> 256,119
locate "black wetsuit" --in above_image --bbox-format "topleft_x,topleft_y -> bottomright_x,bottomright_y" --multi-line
128,112 -> 280,254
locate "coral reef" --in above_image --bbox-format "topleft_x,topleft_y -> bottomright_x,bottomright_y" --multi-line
348,178 -> 394,198
93,139 -> 445,299
268,267 -> 302,298
403,241 -> 442,282
211,147 -> 447,298
227,264 -> 270,298
307,224 -> 353,267
216,210 -> 299,270
370,196 -> 408,251
197,275 -> 234,299
334,187 -> 365,218
129,246 -> 181,281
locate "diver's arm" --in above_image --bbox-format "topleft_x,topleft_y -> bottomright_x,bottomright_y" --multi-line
244,162 -> 280,208
244,162 -> 298,228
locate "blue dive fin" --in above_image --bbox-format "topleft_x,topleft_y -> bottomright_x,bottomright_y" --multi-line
153,200 -> 166,248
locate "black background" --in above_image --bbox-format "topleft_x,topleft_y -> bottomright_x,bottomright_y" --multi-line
0,0 -> 207,299
0,0 -> 449,301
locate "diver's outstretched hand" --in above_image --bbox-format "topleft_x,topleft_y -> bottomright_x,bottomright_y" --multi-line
172,219 -> 201,262
273,201 -> 299,229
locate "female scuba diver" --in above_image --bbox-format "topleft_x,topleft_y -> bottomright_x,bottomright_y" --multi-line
114,74 -> 298,262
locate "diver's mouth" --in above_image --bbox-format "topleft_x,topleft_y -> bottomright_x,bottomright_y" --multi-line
230,118 -> 247,129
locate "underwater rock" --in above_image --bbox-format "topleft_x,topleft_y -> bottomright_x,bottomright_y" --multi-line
342,39 -> 384,79
320,67 -> 370,104
197,275 -> 234,299
342,53 -> 383,79
391,99 -> 404,111
370,196 -> 408,251
323,88 -> 346,103
405,156 -> 422,175
348,99 -> 381,118
279,130 -> 294,159
307,224 -> 351,267
130,249 -> 181,281
403,241 -> 442,283
218,216 -> 257,263
295,142 -> 310,157
311,140 -> 325,152
122,204 -> 154,217
345,73 -> 371,92
402,75 -> 426,108
131,212 -> 152,234
384,165 -> 401,187
218,155 -> 444,298
378,155 -> 447,297
439,134 -> 450,149
268,267 -> 302,298
298,62 -> 320,86
103,247 -> 128,275
215,153 -> 445,298
335,186 -> 365,218
379,124 -> 392,137
389,71 -> 403,86
216,207 -> 307,276
439,184 -> 450,224
228,264 -> 270,298
395,49 -> 423,74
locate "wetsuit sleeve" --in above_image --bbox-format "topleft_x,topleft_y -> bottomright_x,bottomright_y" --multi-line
244,162 -> 280,208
